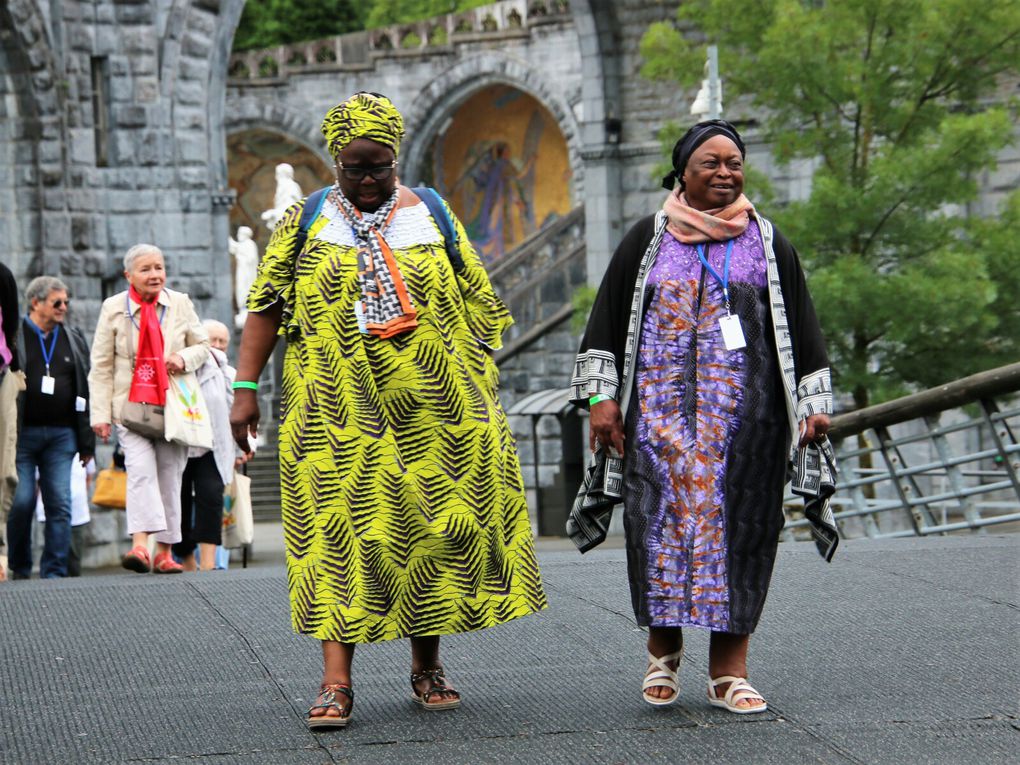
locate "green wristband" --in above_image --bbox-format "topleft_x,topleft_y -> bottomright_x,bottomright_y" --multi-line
589,393 -> 613,406
232,381 -> 258,391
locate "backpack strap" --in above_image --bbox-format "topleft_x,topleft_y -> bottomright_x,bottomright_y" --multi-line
292,186 -> 331,264
412,186 -> 466,273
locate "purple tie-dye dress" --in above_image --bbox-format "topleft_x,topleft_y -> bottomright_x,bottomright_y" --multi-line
622,221 -> 790,635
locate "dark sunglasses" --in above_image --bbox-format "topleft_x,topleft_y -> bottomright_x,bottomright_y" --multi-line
50,299 -> 69,308
337,160 -> 397,182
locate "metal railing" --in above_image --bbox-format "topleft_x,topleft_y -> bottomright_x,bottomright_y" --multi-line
783,363 -> 1020,540
489,206 -> 586,349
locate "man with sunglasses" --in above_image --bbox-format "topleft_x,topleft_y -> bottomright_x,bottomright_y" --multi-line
6,276 -> 94,579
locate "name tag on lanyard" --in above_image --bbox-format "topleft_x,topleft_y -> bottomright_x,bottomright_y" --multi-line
29,319 -> 61,394
719,314 -> 746,350
696,239 -> 746,351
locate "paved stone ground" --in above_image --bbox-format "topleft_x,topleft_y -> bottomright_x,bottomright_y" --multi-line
1,535 -> 1017,764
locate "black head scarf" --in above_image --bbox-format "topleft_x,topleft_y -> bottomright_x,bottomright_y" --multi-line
661,119 -> 746,191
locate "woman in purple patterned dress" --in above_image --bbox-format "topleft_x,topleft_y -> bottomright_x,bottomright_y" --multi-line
570,121 -> 834,713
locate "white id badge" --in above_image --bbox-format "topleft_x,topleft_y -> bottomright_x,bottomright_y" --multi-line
719,315 -> 746,350
41,375 -> 56,395
353,302 -> 368,334
75,396 -> 87,412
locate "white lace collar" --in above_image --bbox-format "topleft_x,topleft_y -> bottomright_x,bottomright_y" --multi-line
313,198 -> 442,250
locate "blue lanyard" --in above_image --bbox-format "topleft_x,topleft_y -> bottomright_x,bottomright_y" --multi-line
125,292 -> 167,328
695,239 -> 736,313
25,316 -> 59,374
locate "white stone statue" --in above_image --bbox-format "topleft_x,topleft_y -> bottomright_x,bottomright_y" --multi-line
229,225 -> 259,329
259,163 -> 304,232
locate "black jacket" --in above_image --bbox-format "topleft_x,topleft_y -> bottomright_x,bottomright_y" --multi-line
571,212 -> 829,409
15,322 -> 96,458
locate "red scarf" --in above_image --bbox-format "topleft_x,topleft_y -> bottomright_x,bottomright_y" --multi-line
128,285 -> 169,406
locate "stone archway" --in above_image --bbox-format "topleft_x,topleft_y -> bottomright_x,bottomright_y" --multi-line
402,53 -> 584,200
401,54 -> 583,262
224,99 -> 331,167
226,128 -> 333,265
426,84 -> 575,264
568,0 -> 624,282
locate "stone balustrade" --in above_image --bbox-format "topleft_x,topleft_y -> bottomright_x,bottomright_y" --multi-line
227,0 -> 571,81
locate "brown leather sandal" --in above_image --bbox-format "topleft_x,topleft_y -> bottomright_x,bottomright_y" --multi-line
410,667 -> 461,710
307,683 -> 354,729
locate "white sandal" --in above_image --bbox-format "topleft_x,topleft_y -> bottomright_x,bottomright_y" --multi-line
641,648 -> 683,706
707,675 -> 767,714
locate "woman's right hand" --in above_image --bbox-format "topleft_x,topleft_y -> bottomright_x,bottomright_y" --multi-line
230,390 -> 260,456
93,423 -> 111,443
589,399 -> 625,456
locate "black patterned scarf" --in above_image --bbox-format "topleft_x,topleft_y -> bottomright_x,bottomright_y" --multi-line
331,186 -> 417,338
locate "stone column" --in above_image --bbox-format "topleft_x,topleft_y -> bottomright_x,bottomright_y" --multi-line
571,0 -> 624,285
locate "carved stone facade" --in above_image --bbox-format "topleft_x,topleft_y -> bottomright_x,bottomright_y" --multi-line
0,0 -> 246,334
0,0 -> 686,365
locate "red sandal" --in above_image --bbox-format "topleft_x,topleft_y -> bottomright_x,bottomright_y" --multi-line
121,545 -> 151,573
152,551 -> 183,574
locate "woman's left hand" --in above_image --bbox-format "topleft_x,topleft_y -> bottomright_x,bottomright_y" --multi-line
799,413 -> 831,447
166,353 -> 186,375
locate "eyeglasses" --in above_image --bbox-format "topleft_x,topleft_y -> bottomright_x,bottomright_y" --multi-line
337,160 -> 397,182
50,299 -> 69,308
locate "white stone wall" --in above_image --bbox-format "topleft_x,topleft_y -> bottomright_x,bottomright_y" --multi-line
0,0 -> 244,335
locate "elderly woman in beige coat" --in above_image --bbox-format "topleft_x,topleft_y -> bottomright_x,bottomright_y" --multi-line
89,244 -> 209,573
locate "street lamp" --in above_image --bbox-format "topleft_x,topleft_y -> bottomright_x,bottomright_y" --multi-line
690,45 -> 722,119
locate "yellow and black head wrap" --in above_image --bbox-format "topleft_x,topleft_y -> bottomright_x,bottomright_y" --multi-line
321,92 -> 405,161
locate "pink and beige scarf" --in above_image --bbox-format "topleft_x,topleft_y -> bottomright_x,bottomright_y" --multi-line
663,190 -> 755,244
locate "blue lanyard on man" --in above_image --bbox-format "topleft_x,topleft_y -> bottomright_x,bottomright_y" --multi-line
25,314 -> 61,394
25,315 -> 60,377
695,239 -> 736,314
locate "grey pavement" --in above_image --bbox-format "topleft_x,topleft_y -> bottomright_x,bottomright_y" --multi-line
0,534 -> 1017,764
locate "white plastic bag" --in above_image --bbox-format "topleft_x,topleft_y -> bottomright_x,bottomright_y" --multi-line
163,371 -> 213,449
222,472 -> 253,548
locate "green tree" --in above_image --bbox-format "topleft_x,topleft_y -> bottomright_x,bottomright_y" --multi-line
233,1 -> 367,51
366,0 -> 490,27
641,0 -> 1020,408
232,0 -> 496,51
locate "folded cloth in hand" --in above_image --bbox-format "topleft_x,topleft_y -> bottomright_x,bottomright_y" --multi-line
567,445 -> 624,553
791,437 -> 839,561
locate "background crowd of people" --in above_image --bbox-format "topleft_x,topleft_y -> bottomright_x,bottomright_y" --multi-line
0,248 -> 248,580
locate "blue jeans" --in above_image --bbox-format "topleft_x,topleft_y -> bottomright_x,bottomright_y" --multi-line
6,425 -> 76,578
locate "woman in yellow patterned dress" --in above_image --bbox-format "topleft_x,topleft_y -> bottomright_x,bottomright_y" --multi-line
229,93 -> 546,729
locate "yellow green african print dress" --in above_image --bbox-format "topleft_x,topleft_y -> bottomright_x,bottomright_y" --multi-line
248,190 -> 547,642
